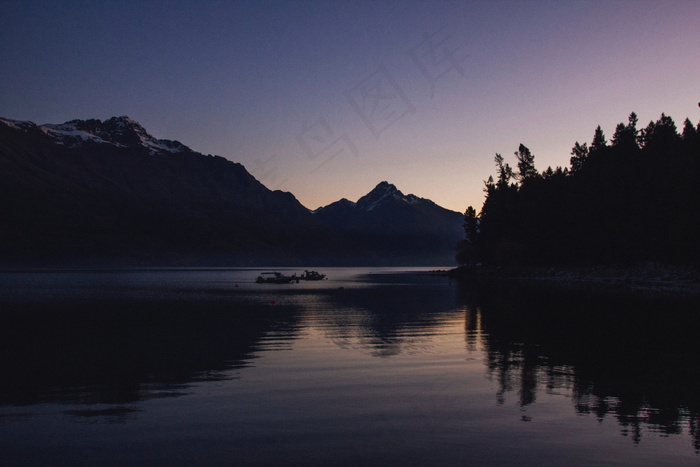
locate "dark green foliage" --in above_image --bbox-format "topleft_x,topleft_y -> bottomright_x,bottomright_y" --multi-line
463,206 -> 479,244
569,142 -> 588,174
515,144 -> 539,182
682,118 -> 698,141
456,206 -> 479,265
612,112 -> 639,150
591,125 -> 607,152
463,111 -> 700,266
494,153 -> 514,188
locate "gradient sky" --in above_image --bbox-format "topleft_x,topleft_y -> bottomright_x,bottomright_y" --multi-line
2,0 -> 699,212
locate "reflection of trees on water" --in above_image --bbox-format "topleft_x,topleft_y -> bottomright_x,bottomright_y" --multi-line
458,280 -> 700,452
0,298 -> 303,417
313,275 -> 700,453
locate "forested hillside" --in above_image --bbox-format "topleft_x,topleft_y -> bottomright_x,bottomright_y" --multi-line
457,112 -> 700,266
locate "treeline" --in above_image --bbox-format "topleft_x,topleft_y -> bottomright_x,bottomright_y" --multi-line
457,111 -> 700,266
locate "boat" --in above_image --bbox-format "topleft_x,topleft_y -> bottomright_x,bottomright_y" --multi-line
255,272 -> 297,284
298,270 -> 326,281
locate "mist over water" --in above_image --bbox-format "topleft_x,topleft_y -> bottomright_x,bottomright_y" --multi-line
1,268 -> 698,466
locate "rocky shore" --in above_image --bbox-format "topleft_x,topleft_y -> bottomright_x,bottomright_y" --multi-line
447,262 -> 700,295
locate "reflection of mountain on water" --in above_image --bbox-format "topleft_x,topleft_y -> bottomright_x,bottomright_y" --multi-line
457,280 -> 700,452
307,273 -> 462,357
0,298 -> 302,413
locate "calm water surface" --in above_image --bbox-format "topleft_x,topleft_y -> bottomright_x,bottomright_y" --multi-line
1,267 -> 698,466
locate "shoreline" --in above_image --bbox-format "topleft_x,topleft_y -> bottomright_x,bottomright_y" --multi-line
446,262 -> 700,295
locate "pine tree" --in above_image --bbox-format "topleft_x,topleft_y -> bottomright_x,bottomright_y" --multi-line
468,110 -> 698,267
569,142 -> 588,174
515,144 -> 538,182
641,113 -> 679,149
611,113 -> 639,149
463,206 -> 478,244
494,153 -> 513,189
591,126 -> 607,153
682,118 -> 698,141
456,206 -> 479,265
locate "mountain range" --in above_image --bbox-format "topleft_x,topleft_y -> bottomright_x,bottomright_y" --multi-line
0,116 -> 463,267
314,181 -> 463,263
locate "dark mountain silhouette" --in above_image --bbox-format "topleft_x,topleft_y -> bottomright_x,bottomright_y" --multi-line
314,181 -> 463,264
0,116 -> 343,266
0,117 -> 460,266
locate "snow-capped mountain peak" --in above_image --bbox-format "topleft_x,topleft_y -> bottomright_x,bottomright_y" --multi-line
356,181 -> 418,211
311,181 -> 464,260
1,115 -> 190,155
312,181 -> 436,216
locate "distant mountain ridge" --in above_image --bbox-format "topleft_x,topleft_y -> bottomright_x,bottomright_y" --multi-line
0,116 -> 462,266
314,181 -> 425,214
314,181 -> 464,263
1,116 -> 190,153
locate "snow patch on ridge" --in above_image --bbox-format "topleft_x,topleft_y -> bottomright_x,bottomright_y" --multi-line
104,116 -> 188,154
1,115 -> 190,154
0,117 -> 37,131
356,181 -> 419,211
42,122 -> 117,147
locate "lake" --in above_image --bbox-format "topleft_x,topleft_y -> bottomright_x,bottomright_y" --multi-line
1,267 -> 698,466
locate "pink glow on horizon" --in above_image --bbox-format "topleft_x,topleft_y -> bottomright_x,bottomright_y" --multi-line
1,1 -> 699,212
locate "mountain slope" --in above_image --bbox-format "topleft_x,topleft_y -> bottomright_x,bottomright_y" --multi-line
0,116 -> 339,266
1,117 -> 463,266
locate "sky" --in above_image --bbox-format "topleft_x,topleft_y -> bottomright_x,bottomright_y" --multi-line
1,0 -> 699,212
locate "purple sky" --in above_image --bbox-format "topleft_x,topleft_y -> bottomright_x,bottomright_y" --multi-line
2,0 -> 699,212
